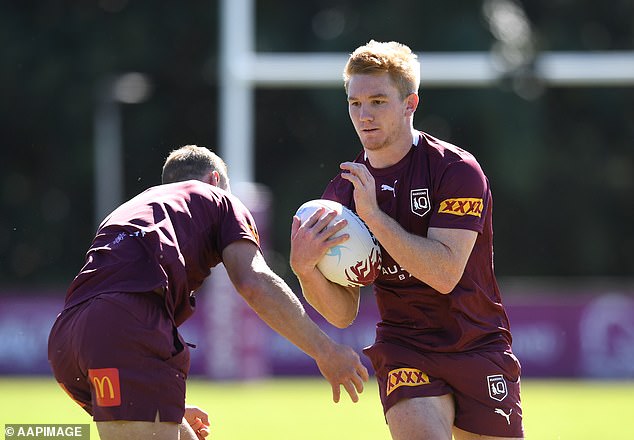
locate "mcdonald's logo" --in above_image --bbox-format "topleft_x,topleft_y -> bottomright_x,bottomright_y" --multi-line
88,368 -> 121,407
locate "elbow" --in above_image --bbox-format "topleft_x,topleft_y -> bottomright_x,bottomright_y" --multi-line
328,316 -> 355,329
435,283 -> 455,295
432,258 -> 468,294
432,272 -> 462,295
310,301 -> 355,328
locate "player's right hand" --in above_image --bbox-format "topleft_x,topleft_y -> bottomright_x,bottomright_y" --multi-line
290,208 -> 349,279
184,405 -> 210,439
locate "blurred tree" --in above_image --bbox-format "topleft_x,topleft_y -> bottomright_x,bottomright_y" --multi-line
0,0 -> 632,291
0,1 -> 218,288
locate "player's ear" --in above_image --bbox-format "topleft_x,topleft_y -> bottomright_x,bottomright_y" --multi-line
210,170 -> 230,191
202,170 -> 219,186
405,93 -> 419,116
211,170 -> 221,187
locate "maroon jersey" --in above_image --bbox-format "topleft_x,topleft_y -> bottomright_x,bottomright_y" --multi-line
65,180 -> 260,326
323,131 -> 512,353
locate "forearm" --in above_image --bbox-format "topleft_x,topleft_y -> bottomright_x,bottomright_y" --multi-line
363,210 -> 467,293
296,267 -> 360,328
239,268 -> 336,360
222,240 -> 368,404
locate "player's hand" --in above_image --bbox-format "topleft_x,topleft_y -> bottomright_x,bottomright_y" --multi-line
184,405 -> 211,439
290,207 -> 349,278
315,341 -> 369,403
339,162 -> 379,223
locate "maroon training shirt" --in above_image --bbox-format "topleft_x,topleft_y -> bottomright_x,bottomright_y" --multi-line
323,131 -> 512,353
64,180 -> 260,326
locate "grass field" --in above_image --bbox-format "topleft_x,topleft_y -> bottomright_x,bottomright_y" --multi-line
1,376 -> 632,439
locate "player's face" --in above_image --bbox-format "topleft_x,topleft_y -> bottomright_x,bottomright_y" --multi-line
347,73 -> 411,153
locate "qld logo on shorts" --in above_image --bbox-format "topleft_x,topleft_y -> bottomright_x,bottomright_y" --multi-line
410,189 -> 431,217
386,367 -> 430,396
487,374 -> 508,402
89,368 -> 121,407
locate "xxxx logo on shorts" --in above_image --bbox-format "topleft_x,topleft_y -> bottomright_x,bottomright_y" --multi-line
438,198 -> 483,217
88,368 -> 121,407
386,367 -> 430,396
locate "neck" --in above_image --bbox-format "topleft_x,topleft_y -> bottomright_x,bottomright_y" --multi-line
366,128 -> 417,169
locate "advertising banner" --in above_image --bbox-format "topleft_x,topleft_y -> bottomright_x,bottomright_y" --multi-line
1,285 -> 632,379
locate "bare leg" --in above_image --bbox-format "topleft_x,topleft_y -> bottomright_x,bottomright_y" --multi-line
96,420 -> 179,440
453,426 -> 523,440
96,411 -> 198,440
386,394 -> 455,440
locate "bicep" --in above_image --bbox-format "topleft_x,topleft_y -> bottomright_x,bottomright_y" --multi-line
221,239 -> 268,291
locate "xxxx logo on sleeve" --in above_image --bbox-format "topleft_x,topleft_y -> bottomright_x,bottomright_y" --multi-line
438,198 -> 483,217
386,367 -> 430,396
88,368 -> 121,407
245,219 -> 260,245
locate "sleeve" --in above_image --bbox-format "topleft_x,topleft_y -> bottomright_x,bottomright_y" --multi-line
321,153 -> 365,209
321,174 -> 354,207
428,158 -> 489,233
216,193 -> 262,253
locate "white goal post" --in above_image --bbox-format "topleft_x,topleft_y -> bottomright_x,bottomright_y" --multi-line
219,0 -> 634,185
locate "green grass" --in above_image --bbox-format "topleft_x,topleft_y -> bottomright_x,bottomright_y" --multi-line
1,376 -> 633,439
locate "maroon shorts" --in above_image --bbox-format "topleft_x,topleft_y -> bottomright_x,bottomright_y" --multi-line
363,342 -> 524,438
48,292 -> 190,422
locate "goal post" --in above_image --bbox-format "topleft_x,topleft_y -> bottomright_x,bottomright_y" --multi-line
219,0 -> 634,184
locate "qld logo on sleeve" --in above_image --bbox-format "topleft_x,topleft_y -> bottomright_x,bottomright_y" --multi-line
410,189 -> 431,217
439,198 -> 483,217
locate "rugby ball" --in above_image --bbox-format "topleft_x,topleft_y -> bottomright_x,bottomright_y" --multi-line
295,199 -> 381,287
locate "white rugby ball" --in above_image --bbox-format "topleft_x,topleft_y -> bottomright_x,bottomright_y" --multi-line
295,199 -> 381,287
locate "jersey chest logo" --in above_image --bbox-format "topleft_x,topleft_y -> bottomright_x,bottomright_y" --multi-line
410,188 -> 431,217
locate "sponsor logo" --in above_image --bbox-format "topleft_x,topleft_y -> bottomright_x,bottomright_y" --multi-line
89,368 -> 121,407
108,230 -> 146,248
381,263 -> 412,281
487,374 -> 508,402
494,408 -> 513,425
386,367 -> 430,396
381,180 -> 398,197
438,198 -> 483,217
246,220 -> 260,245
410,189 -> 431,217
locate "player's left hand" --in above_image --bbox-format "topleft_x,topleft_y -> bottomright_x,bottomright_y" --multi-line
339,162 -> 379,223
185,405 -> 211,439
316,341 -> 370,404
